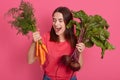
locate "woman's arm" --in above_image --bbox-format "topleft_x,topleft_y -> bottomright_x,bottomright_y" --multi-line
27,42 -> 37,64
76,43 -> 85,67
78,52 -> 83,67
27,31 -> 41,64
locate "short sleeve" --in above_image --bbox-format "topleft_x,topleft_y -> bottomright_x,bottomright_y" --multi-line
41,32 -> 50,46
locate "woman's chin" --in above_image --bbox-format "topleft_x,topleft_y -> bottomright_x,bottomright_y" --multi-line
55,32 -> 60,35
55,31 -> 64,37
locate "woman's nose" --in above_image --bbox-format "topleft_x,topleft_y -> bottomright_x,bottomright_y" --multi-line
54,21 -> 59,26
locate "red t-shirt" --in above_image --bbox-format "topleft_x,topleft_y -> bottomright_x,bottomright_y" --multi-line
42,32 -> 75,80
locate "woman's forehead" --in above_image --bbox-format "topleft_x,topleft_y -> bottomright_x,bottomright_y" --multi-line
53,12 -> 64,19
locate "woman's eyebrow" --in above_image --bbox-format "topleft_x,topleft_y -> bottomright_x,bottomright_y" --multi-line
58,18 -> 63,20
53,18 -> 63,21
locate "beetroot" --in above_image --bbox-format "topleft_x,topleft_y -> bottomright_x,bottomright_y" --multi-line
70,61 -> 81,71
61,55 -> 72,66
60,55 -> 81,71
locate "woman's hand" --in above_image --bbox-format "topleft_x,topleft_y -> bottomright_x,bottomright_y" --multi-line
76,43 -> 85,67
32,31 -> 41,42
76,43 -> 85,53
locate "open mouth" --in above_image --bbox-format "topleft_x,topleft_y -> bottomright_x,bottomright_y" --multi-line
55,27 -> 62,32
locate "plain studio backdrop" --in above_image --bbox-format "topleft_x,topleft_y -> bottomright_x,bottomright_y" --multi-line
0,0 -> 120,80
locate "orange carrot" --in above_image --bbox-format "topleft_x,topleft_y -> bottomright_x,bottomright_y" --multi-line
35,40 -> 47,65
38,40 -> 48,53
42,47 -> 46,64
37,44 -> 41,63
39,44 -> 46,65
35,41 -> 39,57
41,44 -> 48,53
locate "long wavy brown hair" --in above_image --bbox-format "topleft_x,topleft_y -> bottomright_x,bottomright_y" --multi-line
50,6 -> 77,48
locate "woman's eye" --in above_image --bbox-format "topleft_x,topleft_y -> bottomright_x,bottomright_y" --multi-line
59,20 -> 63,22
53,19 -> 56,22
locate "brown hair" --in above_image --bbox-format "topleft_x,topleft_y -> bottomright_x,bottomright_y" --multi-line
50,6 -> 77,48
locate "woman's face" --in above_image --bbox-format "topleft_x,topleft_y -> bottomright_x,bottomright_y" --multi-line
52,12 -> 66,37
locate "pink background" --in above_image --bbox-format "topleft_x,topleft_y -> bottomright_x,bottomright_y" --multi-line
0,0 -> 120,80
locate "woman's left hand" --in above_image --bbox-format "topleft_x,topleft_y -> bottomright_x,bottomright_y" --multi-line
76,43 -> 85,53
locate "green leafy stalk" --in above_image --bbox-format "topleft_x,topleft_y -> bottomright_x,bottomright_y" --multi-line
67,10 -> 115,59
5,0 -> 36,35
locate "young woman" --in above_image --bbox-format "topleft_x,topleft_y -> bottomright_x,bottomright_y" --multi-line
28,6 -> 85,80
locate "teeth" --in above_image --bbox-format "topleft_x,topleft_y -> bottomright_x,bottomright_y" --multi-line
56,28 -> 61,32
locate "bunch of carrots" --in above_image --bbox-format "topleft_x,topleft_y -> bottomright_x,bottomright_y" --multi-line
5,1 -> 48,65
35,40 -> 48,65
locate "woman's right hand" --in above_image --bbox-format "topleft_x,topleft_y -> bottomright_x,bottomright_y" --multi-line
32,31 -> 41,42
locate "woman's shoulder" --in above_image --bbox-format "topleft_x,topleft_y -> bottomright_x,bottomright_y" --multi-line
41,31 -> 50,43
42,32 -> 50,38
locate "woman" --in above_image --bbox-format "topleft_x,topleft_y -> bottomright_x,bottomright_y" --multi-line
28,6 -> 85,80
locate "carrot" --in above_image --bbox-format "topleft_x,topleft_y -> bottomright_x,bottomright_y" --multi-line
41,47 -> 46,64
41,44 -> 48,53
38,40 -> 48,53
35,40 -> 47,65
39,44 -> 46,65
35,41 -> 39,57
38,45 -> 41,64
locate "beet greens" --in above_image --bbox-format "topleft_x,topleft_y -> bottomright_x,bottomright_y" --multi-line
67,10 -> 115,59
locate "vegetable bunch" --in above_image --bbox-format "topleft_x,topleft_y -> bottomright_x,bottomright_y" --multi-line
5,0 -> 47,65
61,10 -> 115,72
6,0 -> 36,34
67,10 -> 115,59
36,41 -> 48,65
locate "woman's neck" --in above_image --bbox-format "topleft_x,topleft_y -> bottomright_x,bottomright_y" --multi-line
59,35 -> 66,42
